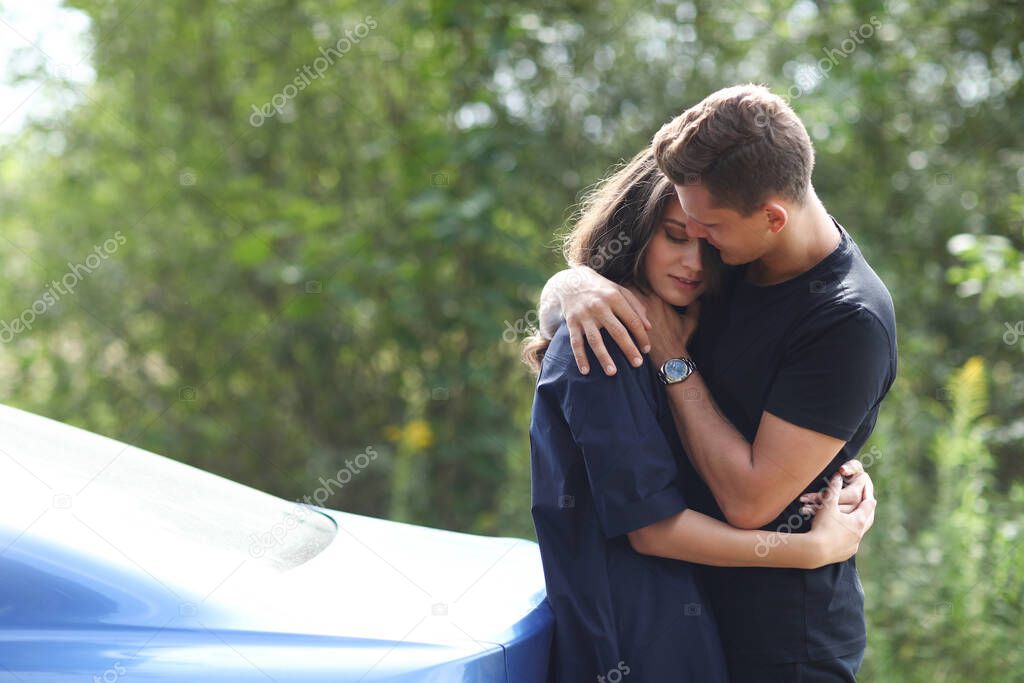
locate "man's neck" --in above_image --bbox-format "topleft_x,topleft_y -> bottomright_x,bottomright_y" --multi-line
746,193 -> 840,286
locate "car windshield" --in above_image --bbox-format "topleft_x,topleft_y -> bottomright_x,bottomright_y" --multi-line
0,404 -> 337,594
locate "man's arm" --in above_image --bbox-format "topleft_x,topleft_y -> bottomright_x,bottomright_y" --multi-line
537,266 -> 652,374
660,367 -> 845,529
647,300 -> 892,529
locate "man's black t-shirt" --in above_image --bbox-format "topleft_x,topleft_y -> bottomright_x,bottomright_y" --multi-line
686,217 -> 897,663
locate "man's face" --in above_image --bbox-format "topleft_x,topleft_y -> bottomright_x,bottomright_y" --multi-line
676,184 -> 771,265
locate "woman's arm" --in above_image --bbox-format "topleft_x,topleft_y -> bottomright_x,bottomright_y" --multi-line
628,473 -> 875,569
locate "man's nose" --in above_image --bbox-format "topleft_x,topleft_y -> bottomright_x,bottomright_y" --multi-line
685,222 -> 706,239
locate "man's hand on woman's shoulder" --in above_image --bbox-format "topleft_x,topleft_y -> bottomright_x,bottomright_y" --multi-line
541,266 -> 652,376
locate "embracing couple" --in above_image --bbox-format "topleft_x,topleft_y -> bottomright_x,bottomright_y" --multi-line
524,84 -> 897,682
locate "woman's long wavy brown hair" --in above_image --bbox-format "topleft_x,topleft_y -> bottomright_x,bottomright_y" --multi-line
523,149 -> 721,373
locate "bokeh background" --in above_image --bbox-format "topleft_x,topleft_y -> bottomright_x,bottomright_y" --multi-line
1,0 -> 1022,680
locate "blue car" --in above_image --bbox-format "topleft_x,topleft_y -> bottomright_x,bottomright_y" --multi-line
0,404 -> 553,682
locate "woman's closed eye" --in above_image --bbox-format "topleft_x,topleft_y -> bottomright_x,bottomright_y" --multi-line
665,228 -> 690,243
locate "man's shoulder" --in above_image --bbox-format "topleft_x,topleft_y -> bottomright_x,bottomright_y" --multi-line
779,222 -> 890,326
779,232 -> 896,361
831,232 -> 896,336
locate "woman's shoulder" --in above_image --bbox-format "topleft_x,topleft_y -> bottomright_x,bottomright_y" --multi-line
541,319 -> 573,363
541,319 -> 658,391
538,321 -> 663,434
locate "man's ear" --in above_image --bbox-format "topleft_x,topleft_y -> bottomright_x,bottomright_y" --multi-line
762,201 -> 788,234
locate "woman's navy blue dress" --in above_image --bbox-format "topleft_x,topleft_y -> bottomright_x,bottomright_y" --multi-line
529,322 -> 729,682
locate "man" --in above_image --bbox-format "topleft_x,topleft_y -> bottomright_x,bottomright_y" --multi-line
538,84 -> 897,681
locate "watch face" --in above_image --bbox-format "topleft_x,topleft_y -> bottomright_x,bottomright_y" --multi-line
664,358 -> 691,382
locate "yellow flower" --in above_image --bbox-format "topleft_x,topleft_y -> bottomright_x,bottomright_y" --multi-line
402,418 -> 434,450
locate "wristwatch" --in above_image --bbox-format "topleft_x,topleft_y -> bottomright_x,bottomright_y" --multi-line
657,357 -> 696,385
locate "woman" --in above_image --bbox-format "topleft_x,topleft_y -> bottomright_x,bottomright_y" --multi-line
523,150 -> 875,682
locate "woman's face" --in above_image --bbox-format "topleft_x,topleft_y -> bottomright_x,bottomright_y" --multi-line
642,196 -> 706,306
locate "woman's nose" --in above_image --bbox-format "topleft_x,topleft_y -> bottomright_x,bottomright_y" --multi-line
681,243 -> 702,270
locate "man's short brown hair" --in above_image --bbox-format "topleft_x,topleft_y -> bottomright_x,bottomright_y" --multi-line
652,84 -> 815,215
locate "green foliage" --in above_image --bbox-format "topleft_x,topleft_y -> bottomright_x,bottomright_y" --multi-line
860,358 -> 1024,681
0,1 -> 1022,679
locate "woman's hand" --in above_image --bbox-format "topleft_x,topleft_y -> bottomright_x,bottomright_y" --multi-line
630,291 -> 700,366
799,460 -> 873,514
806,471 -> 877,567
